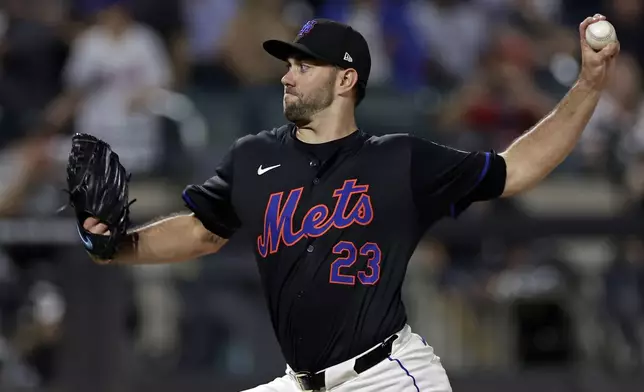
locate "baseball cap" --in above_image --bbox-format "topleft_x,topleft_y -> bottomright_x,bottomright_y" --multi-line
263,19 -> 371,92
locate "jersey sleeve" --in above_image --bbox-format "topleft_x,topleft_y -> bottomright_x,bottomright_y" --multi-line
182,144 -> 242,239
409,136 -> 507,219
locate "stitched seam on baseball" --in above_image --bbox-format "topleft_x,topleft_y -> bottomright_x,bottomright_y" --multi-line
589,33 -> 613,42
588,27 -> 614,41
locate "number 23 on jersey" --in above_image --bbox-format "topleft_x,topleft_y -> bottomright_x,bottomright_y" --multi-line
330,241 -> 381,285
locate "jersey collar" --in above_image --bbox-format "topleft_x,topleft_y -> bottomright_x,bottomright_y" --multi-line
283,123 -> 369,154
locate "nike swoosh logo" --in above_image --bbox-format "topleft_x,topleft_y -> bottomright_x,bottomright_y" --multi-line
257,164 -> 281,175
76,224 -> 94,250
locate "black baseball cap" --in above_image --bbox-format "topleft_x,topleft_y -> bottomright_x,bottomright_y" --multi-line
263,19 -> 371,92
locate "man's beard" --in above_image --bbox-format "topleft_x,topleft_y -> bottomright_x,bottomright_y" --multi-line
284,79 -> 335,125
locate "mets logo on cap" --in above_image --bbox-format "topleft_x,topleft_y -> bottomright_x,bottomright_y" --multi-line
298,20 -> 317,38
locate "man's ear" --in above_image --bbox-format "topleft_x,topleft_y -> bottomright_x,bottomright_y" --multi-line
338,68 -> 359,93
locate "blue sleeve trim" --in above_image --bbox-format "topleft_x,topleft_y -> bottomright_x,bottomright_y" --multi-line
182,189 -> 198,211
449,152 -> 491,218
476,152 -> 492,186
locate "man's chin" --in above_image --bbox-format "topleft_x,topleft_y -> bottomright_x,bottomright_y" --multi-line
284,110 -> 310,126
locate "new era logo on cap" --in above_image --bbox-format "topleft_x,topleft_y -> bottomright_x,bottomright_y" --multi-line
344,52 -> 353,62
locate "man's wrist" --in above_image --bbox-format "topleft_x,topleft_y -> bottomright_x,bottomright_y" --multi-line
574,77 -> 603,94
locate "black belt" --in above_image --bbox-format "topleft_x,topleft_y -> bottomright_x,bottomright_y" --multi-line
291,334 -> 398,391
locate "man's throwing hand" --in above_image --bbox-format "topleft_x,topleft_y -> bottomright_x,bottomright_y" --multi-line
578,14 -> 620,91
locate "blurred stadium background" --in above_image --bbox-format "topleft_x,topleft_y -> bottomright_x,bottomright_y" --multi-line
1,0 -> 644,391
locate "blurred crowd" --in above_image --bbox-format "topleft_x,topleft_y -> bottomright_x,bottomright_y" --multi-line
0,0 -> 644,390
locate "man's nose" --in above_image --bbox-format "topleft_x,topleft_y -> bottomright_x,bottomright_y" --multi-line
281,69 -> 294,87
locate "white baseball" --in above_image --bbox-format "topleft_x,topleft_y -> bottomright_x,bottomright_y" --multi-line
585,20 -> 617,51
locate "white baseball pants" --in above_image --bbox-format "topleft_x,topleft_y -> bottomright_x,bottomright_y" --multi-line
242,324 -> 453,392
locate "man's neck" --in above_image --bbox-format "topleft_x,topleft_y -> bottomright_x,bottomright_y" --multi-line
295,105 -> 358,144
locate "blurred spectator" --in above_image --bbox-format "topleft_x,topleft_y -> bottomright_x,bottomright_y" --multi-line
12,263 -> 66,387
218,0 -> 296,87
486,242 -> 568,302
0,134 -> 55,217
578,53 -> 644,179
209,0 -> 300,135
407,0 -> 491,89
319,0 -> 426,91
486,241 -> 575,368
0,0 -> 69,147
47,0 -> 172,175
603,236 -> 644,369
319,0 -> 392,86
404,239 -> 460,367
624,154 -> 644,210
0,248 -> 66,389
506,0 -> 563,30
504,0 -> 580,94
0,3 -> 69,382
561,0 -> 603,28
129,0 -> 188,88
181,0 -> 239,89
604,0 -> 644,73
128,262 -> 180,366
437,25 -> 555,151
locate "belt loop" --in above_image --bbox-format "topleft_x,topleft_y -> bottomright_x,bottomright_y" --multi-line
290,371 -> 315,391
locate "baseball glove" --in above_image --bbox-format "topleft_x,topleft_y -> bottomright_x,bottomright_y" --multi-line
66,133 -> 134,260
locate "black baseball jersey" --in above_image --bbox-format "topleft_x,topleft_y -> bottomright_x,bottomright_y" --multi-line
182,124 -> 506,372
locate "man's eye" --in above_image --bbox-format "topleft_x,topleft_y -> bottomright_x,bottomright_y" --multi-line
300,64 -> 310,72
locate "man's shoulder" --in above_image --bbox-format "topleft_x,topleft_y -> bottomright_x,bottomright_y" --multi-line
365,132 -> 414,150
368,132 -> 463,151
233,124 -> 292,151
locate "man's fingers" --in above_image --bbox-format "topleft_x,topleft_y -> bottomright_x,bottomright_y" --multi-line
579,17 -> 594,38
83,217 -> 110,236
579,17 -> 595,52
88,223 -> 109,235
598,41 -> 620,61
83,217 -> 100,230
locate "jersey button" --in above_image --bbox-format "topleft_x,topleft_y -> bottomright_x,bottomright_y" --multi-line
307,245 -> 314,253
309,161 -> 318,167
313,178 -> 320,185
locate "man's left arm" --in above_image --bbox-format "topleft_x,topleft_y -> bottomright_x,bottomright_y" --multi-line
499,14 -> 620,197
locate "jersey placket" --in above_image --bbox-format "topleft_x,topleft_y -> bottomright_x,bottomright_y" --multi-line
287,147 -> 344,352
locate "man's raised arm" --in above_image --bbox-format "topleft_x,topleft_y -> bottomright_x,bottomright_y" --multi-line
499,15 -> 620,197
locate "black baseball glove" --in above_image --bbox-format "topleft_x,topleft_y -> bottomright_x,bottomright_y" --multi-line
66,133 -> 134,260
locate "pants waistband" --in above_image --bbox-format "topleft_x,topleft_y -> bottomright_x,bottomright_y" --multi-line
287,324 -> 412,391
